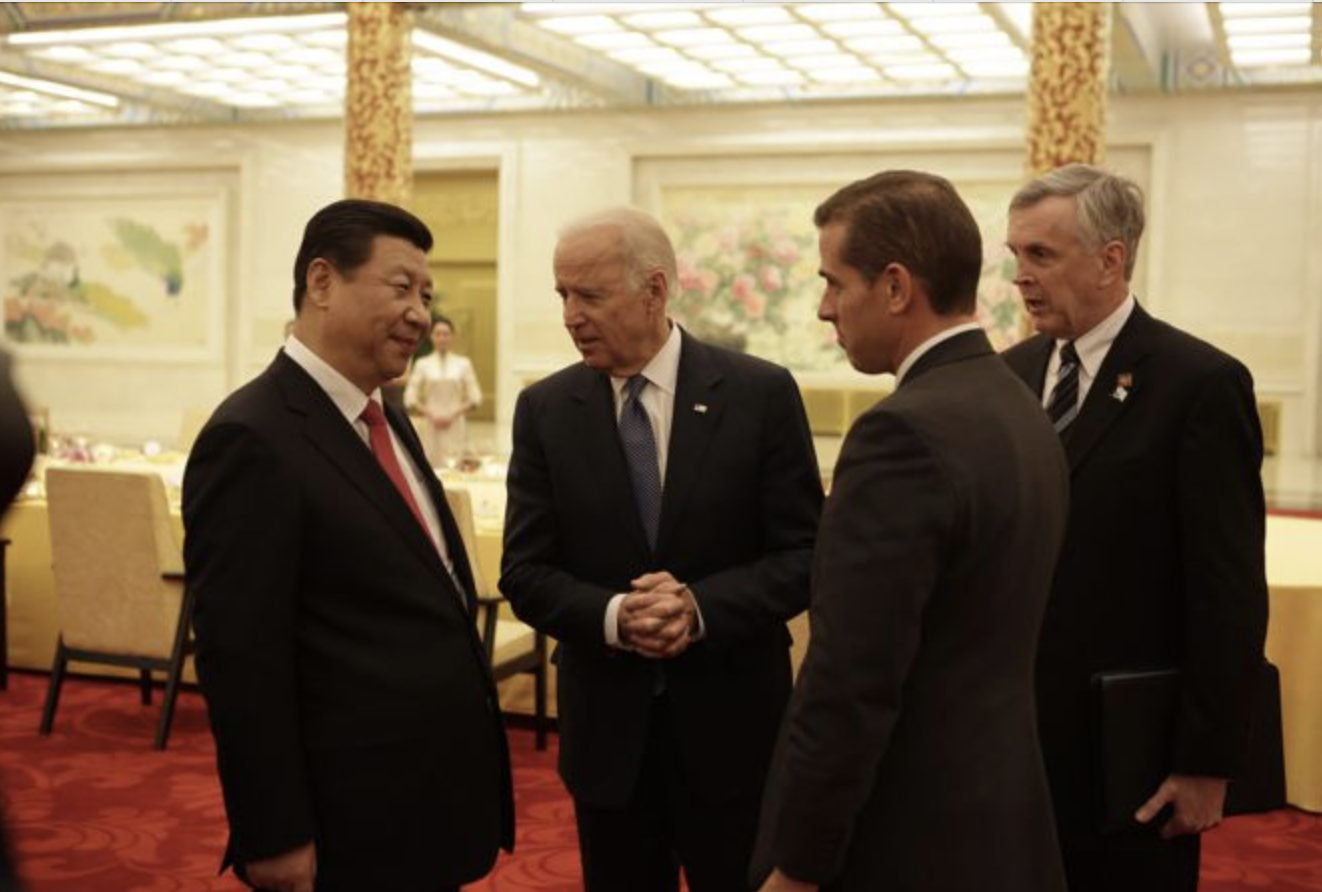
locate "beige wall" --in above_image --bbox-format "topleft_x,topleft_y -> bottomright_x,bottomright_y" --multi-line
2,89 -> 1319,456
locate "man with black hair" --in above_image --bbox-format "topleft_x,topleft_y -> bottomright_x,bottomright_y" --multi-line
185,199 -> 512,892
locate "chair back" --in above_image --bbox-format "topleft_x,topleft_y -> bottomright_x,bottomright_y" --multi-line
443,485 -> 492,598
46,467 -> 182,659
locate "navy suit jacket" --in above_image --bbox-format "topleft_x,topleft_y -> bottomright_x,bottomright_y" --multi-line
500,329 -> 822,809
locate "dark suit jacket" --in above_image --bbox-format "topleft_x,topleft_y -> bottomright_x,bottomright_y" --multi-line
1003,303 -> 1269,847
0,352 -> 33,892
500,329 -> 822,809
753,330 -> 1070,892
184,351 -> 513,891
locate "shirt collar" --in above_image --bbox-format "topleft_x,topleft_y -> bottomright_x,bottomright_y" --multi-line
611,321 -> 682,398
283,335 -> 383,426
895,321 -> 983,386
1058,294 -> 1135,377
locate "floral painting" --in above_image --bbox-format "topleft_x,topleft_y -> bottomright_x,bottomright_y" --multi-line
656,179 -> 1024,373
1,198 -> 216,354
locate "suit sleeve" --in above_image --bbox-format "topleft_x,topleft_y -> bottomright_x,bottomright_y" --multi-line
1173,360 -> 1269,776
687,366 -> 822,646
769,410 -> 953,883
183,421 -> 313,864
500,387 -> 619,645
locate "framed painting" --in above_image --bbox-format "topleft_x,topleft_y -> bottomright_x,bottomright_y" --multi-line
637,152 -> 1029,376
1,189 -> 224,361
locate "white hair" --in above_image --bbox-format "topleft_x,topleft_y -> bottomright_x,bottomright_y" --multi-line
558,206 -> 677,299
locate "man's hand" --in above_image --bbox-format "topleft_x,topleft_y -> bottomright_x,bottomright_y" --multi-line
244,841 -> 316,892
756,868 -> 819,892
618,572 -> 699,658
1135,773 -> 1229,839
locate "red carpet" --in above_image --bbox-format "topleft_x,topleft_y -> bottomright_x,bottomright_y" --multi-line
0,672 -> 1319,891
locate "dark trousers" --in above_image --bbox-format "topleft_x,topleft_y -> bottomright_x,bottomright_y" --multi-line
574,697 -> 761,892
1062,833 -> 1200,892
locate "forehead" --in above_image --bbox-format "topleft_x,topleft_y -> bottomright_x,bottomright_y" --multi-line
362,234 -> 430,273
554,227 -> 627,279
1008,195 -> 1079,244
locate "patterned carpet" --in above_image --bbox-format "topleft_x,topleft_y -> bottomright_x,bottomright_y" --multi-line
0,671 -> 1318,891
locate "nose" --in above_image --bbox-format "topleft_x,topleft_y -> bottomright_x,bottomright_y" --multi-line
817,288 -> 834,322
562,295 -> 583,327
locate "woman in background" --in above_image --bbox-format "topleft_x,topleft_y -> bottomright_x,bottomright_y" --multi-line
405,315 -> 482,467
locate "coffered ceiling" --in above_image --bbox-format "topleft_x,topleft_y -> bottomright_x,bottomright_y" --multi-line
0,2 -> 1318,127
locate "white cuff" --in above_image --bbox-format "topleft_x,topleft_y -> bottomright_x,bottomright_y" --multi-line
604,592 -> 630,648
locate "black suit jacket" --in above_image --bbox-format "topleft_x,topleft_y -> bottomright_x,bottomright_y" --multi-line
753,330 -> 1070,892
500,329 -> 822,809
1003,303 -> 1269,846
184,351 -> 513,891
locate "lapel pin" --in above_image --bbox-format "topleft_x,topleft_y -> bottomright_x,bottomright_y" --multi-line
1112,373 -> 1132,403
694,403 -> 708,414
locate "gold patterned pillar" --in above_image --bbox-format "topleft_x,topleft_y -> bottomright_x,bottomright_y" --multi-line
345,2 -> 413,205
1026,3 -> 1111,174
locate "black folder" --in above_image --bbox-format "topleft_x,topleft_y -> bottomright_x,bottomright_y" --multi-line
1092,662 -> 1285,834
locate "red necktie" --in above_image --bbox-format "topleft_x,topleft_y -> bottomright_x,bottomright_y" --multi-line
360,400 -> 432,541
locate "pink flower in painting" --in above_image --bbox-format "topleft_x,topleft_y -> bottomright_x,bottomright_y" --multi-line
772,238 -> 800,264
731,273 -> 756,303
678,255 -> 718,297
759,266 -> 783,292
698,269 -> 718,296
4,297 -> 23,324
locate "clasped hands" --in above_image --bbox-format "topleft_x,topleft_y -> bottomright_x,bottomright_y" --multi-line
618,571 -> 699,659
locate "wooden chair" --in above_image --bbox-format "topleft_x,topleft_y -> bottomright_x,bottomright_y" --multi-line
40,467 -> 194,750
445,486 -> 549,750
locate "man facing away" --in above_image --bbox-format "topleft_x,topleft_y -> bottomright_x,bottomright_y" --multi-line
184,199 -> 512,892
1003,164 -> 1268,892
751,170 -> 1070,892
500,206 -> 822,892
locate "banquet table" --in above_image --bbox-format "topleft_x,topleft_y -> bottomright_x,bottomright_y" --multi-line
1,461 -> 1319,810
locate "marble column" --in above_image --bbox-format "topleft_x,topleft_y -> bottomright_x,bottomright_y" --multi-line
1026,3 -> 1111,174
345,2 -> 413,205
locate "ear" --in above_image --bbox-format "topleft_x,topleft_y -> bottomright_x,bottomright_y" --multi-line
877,263 -> 915,315
644,269 -> 669,314
305,258 -> 336,309
1098,240 -> 1128,287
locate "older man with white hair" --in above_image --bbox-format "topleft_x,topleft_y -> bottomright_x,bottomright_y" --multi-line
501,207 -> 823,892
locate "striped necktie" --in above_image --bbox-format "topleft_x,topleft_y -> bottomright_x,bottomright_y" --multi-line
1047,341 -> 1081,437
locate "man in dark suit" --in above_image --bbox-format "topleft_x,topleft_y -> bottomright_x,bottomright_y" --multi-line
184,199 -> 512,892
751,170 -> 1070,892
0,351 -> 35,892
1002,164 -> 1269,892
500,207 -> 822,892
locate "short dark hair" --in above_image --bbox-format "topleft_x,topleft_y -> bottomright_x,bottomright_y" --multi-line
431,313 -> 454,333
292,198 -> 433,312
814,170 -> 982,316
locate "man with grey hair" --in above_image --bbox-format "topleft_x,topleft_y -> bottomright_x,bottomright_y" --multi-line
501,206 -> 822,891
1003,163 -> 1268,892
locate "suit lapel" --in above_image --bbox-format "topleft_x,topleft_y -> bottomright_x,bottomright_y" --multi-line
272,354 -> 450,585
1064,303 -> 1155,472
570,367 -> 653,557
657,332 -> 723,555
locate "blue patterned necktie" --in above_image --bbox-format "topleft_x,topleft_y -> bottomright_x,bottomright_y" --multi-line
618,375 -> 662,550
1047,341 -> 1081,438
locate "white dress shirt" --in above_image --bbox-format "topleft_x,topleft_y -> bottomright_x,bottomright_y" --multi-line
895,321 -> 984,386
283,336 -> 456,580
1042,294 -> 1136,409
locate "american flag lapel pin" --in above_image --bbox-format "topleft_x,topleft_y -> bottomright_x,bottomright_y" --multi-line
1112,372 -> 1133,402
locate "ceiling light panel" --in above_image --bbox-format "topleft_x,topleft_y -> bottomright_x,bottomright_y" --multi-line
522,2 -> 1031,94
0,12 -> 550,120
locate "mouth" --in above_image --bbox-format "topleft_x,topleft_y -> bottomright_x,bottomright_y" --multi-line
1021,296 -> 1047,315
